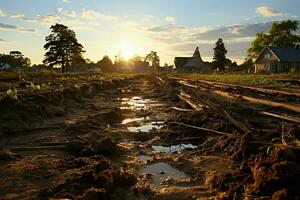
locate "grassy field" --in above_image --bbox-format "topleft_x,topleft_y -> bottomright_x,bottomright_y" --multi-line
173,73 -> 300,88
0,71 -> 136,100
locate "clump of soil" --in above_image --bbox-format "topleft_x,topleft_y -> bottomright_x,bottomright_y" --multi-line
91,137 -> 124,157
246,145 -> 300,199
38,156 -> 137,199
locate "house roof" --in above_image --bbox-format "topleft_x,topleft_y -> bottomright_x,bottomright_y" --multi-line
174,57 -> 190,68
184,56 -> 205,67
267,46 -> 300,62
174,47 -> 211,70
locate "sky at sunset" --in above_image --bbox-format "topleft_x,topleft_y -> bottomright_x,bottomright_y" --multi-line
0,0 -> 299,65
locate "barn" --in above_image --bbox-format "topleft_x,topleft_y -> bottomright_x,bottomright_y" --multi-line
174,47 -> 212,73
254,46 -> 300,73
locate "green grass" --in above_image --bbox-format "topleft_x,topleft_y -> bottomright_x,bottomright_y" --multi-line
0,71 -> 137,96
173,73 -> 300,88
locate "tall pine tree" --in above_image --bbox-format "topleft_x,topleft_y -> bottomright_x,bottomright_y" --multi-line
43,24 -> 85,73
213,38 -> 227,72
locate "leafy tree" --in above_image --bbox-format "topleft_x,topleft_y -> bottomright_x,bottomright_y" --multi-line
10,51 -> 23,58
0,51 -> 31,70
97,55 -> 114,72
247,33 -> 270,59
43,23 -> 85,73
213,38 -> 227,72
248,20 -> 300,59
145,51 -> 160,69
239,58 -> 254,72
131,55 -> 142,62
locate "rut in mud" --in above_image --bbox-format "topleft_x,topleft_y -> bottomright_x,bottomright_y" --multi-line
0,75 -> 299,200
0,76 -> 207,199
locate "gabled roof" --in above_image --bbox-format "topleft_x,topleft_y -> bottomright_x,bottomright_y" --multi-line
268,46 -> 300,62
256,46 -> 300,63
174,57 -> 190,68
184,56 -> 205,67
193,47 -> 203,62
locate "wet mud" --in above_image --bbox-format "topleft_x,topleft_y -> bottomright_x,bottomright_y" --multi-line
0,74 -> 299,199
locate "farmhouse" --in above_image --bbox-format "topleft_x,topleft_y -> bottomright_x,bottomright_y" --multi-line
254,46 -> 300,73
174,47 -> 212,73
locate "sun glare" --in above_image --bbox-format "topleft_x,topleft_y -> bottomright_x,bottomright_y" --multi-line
120,42 -> 135,60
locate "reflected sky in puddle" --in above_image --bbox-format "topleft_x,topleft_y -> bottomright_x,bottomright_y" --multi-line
120,96 -> 162,110
139,162 -> 188,187
127,121 -> 164,132
121,117 -> 149,125
139,155 -> 152,163
120,96 -> 151,110
152,144 -> 197,153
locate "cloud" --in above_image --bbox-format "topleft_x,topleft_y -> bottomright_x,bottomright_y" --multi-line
7,10 -> 93,30
57,8 -> 64,13
0,22 -> 36,32
193,22 -> 273,41
165,16 -> 175,24
143,15 -> 153,21
10,13 -> 25,19
81,8 -> 117,21
37,15 -> 60,25
150,20 -> 298,62
57,8 -> 76,17
0,9 -> 6,17
62,0 -> 70,3
146,24 -> 187,33
0,38 -> 8,42
256,6 -> 283,17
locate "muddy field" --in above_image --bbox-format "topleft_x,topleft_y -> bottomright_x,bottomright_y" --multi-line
0,73 -> 299,200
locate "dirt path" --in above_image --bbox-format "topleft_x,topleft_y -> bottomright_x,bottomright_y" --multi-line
0,75 -> 299,199
0,76 -> 213,199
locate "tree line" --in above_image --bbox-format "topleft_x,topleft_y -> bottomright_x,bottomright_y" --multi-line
1,20 -> 299,73
212,20 -> 300,72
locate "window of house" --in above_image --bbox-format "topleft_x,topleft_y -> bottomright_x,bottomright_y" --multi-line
264,53 -> 271,59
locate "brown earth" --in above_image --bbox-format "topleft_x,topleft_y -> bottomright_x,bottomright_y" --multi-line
0,74 -> 299,200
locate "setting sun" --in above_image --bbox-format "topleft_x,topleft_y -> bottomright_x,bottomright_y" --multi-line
120,42 -> 136,59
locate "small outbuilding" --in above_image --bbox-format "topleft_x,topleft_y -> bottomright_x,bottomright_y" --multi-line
174,47 -> 212,73
254,46 -> 300,73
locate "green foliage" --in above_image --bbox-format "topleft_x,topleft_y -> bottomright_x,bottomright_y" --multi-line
248,20 -> 300,59
6,88 -> 18,100
0,51 -> 31,70
26,82 -> 41,90
175,73 -> 299,88
97,55 -> 114,72
43,23 -> 85,73
145,51 -> 160,68
213,38 -> 227,72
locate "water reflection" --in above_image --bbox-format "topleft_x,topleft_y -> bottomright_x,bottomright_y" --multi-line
121,117 -> 148,125
139,162 -> 188,187
152,144 -> 197,153
127,121 -> 164,132
120,96 -> 162,110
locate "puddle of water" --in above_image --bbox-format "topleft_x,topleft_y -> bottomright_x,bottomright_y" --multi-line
119,96 -> 163,110
120,96 -> 151,110
152,144 -> 197,153
139,162 -> 188,187
139,155 -> 152,163
127,121 -> 164,132
121,117 -> 148,125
